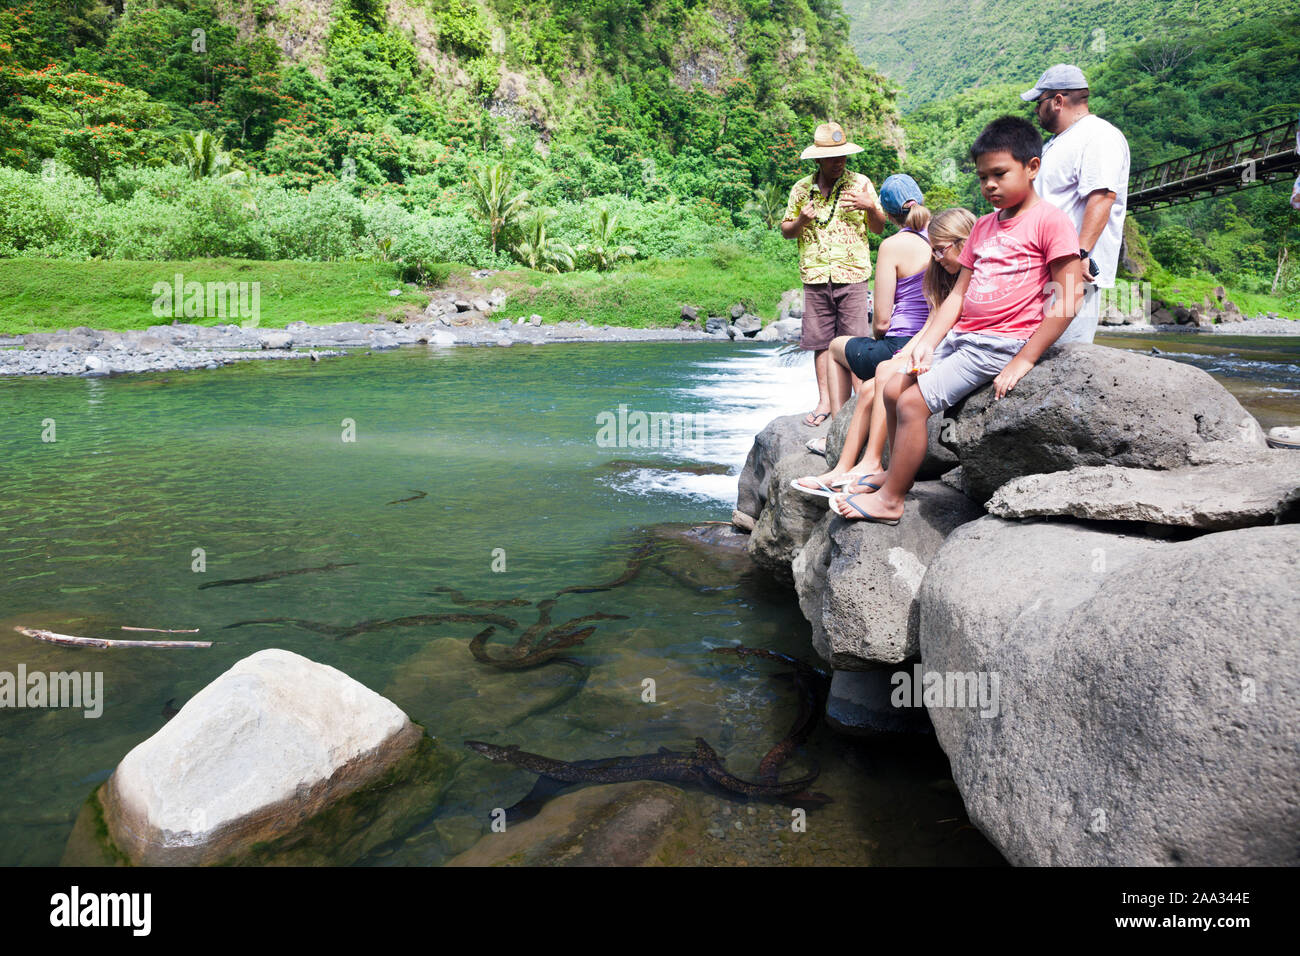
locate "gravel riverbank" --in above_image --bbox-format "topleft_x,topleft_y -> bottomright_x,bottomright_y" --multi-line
0,317 -> 748,377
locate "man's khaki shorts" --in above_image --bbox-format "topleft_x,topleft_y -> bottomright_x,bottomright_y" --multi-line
801,281 -> 872,350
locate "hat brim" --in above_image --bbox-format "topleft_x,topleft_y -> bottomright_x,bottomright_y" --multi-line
1020,87 -> 1043,102
801,142 -> 864,160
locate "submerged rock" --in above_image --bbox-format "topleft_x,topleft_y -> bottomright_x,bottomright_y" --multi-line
446,781 -> 701,867
920,517 -> 1300,865
945,344 -> 1266,503
80,649 -> 444,866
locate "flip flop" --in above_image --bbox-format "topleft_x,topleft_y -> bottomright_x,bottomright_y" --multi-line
805,437 -> 827,456
790,477 -> 839,499
842,472 -> 884,493
804,411 -> 830,427
834,493 -> 900,525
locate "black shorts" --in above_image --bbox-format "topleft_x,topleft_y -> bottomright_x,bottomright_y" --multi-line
843,335 -> 912,380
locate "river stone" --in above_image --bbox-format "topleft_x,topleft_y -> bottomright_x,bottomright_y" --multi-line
986,457 -> 1300,530
736,413 -> 829,519
920,517 -> 1300,865
825,669 -> 934,737
733,313 -> 762,336
259,331 -> 293,349
793,481 -> 983,667
705,315 -> 728,334
98,648 -> 424,866
447,781 -> 700,866
825,394 -> 957,478
944,344 -> 1266,504
747,451 -> 830,580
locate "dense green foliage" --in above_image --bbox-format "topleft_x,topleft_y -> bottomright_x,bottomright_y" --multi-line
898,12 -> 1300,308
844,0 -> 1296,109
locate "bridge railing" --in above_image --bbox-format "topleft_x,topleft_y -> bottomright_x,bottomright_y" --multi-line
1130,119 -> 1299,202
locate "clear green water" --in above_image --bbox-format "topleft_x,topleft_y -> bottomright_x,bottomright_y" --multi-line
0,343 -> 1002,866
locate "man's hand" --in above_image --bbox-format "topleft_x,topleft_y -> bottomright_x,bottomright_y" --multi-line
992,354 -> 1035,399
839,189 -> 879,213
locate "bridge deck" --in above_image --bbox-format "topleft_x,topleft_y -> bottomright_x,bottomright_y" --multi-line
1128,120 -> 1299,210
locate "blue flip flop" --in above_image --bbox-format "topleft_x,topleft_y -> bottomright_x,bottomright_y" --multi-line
832,473 -> 883,492
836,493 -> 900,525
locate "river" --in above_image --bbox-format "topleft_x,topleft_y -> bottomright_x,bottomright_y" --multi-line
0,333 -> 1293,866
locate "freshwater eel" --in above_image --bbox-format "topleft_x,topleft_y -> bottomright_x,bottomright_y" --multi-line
554,541 -> 656,595
425,586 -> 531,608
386,490 -> 428,505
468,603 -> 627,669
504,659 -> 591,729
711,646 -> 829,784
466,736 -> 821,802
197,562 -> 358,590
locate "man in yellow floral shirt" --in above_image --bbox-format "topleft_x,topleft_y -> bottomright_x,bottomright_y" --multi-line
781,122 -> 887,426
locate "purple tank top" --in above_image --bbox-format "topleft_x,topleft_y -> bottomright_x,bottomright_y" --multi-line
885,226 -> 931,338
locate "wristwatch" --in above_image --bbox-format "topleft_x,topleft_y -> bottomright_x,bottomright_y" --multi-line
1079,248 -> 1098,280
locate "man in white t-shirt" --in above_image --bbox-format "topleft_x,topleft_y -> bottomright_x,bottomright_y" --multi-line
1022,64 -> 1130,343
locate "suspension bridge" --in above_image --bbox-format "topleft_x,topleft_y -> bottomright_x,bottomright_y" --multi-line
1128,118 -> 1300,210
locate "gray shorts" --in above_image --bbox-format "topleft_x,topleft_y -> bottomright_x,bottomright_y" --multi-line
916,332 -> 1027,413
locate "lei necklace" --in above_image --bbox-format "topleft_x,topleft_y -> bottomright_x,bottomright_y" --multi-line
810,178 -> 847,228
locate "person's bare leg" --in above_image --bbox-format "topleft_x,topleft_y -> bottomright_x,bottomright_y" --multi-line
793,378 -> 877,492
805,348 -> 832,425
827,343 -> 854,415
846,358 -> 901,490
833,383 -> 929,520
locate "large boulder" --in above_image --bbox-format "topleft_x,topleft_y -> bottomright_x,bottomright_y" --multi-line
824,669 -> 934,737
825,394 -> 957,478
84,649 -> 449,866
920,516 -> 1300,865
746,451 -> 830,580
986,456 -> 1300,530
945,344 -> 1266,503
793,481 -> 982,667
736,413 -> 828,519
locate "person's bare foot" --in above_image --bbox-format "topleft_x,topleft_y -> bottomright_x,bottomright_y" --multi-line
791,468 -> 848,495
837,469 -> 886,493
831,491 -> 904,523
803,408 -> 830,427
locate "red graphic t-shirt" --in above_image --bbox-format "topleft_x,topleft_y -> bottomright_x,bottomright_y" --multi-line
957,199 -> 1080,339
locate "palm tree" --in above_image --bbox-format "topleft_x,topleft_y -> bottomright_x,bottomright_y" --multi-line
577,207 -> 636,272
512,208 -> 575,273
748,181 -> 787,229
174,130 -> 246,183
469,162 -> 529,256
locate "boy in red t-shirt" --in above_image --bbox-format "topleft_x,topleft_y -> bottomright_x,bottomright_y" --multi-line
833,115 -> 1085,524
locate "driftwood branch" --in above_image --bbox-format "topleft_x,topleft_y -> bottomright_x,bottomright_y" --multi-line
15,627 -> 212,649
120,626 -> 201,633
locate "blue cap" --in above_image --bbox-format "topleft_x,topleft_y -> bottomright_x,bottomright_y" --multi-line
879,174 -> 924,217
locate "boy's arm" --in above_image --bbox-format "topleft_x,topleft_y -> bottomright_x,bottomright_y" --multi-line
990,255 -> 1085,399
904,273 -> 977,374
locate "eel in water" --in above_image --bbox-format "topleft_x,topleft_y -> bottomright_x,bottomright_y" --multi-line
468,596 -> 627,670
197,562 -> 358,590
224,611 -> 517,640
425,585 -> 530,608
711,646 -> 829,784
386,490 -> 428,505
465,736 -> 823,823
553,541 -> 657,596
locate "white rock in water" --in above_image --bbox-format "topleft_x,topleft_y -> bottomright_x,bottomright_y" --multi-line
101,648 -> 421,866
259,331 -> 293,350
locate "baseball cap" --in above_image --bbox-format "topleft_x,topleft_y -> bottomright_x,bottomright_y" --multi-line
879,174 -> 924,217
1021,64 -> 1089,101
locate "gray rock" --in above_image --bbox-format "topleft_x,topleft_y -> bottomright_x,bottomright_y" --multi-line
1152,308 -> 1176,324
746,451 -> 830,580
369,332 -> 399,350
987,458 -> 1300,529
97,649 -> 425,866
945,344 -> 1266,504
730,303 -> 745,320
530,314 -> 543,326
736,413 -> 829,518
259,331 -> 293,350
793,481 -> 983,667
471,298 -> 491,314
454,299 -> 472,312
920,517 -> 1300,865
705,316 -> 728,334
136,335 -> 167,353
83,355 -> 111,376
825,669 -> 934,737
681,305 -> 700,323
733,313 -> 762,337
825,394 -> 957,479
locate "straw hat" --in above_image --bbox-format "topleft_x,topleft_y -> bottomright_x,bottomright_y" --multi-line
800,122 -> 864,160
